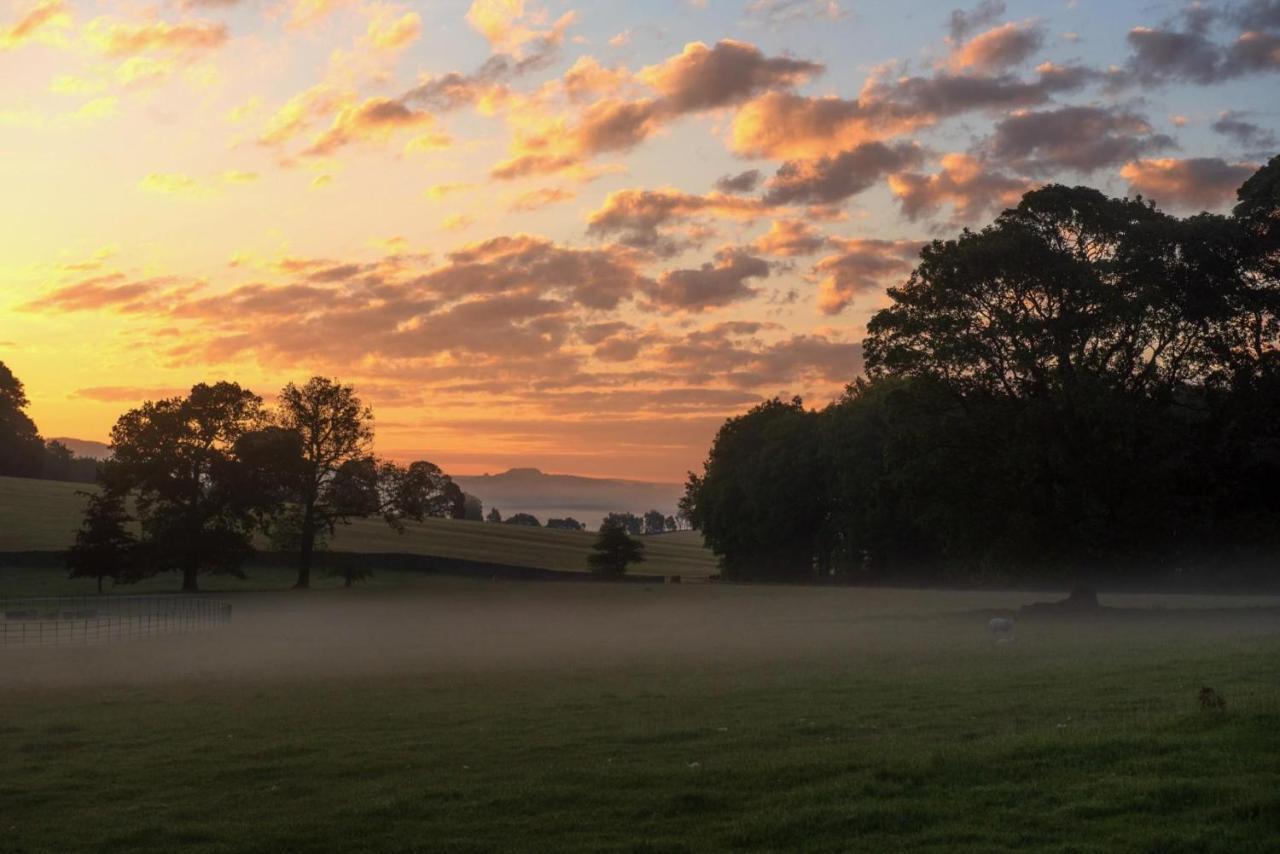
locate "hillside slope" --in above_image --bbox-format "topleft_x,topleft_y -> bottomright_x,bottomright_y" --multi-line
0,476 -> 716,578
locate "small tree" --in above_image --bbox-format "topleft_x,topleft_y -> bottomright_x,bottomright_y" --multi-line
463,494 -> 484,521
505,512 -> 541,527
547,517 -> 584,530
588,521 -> 645,577
486,507 -> 502,523
65,490 -> 137,594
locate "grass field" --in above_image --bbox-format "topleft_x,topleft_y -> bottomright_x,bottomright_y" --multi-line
0,476 -> 718,592
2,576 -> 1278,853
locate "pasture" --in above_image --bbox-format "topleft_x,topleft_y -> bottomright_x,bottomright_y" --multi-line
2,577 -> 1278,853
0,475 -> 718,591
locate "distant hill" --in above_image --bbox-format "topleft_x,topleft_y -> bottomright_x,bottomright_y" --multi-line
34,449 -> 681,529
454,468 -> 683,528
49,438 -> 111,459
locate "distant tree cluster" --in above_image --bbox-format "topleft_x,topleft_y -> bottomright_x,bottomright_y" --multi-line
683,157 -> 1280,590
0,363 -> 100,483
68,376 -> 464,592
600,511 -> 678,535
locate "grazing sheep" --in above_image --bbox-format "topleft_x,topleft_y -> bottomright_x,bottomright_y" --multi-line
988,616 -> 1016,641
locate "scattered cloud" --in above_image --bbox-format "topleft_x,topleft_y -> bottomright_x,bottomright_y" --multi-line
586,188 -> 768,255
764,140 -> 924,205
1121,157 -> 1257,210
0,0 -> 71,50
645,249 -> 771,313
948,21 -> 1045,72
988,105 -> 1176,174
1210,110 -> 1278,149
888,153 -> 1031,223
812,238 -> 921,314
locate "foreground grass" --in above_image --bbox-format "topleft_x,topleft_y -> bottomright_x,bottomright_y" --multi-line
0,475 -> 717,587
2,582 -> 1277,853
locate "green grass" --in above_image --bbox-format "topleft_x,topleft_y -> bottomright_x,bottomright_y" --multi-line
1,580 -> 1278,852
0,475 -> 718,590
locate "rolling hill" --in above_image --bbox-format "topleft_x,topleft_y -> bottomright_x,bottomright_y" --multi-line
0,475 -> 716,580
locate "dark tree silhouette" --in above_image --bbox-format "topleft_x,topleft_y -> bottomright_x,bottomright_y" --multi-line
103,382 -> 264,592
505,512 -> 541,527
273,377 -> 375,589
643,510 -> 666,535
40,440 -> 99,483
547,517 -> 584,530
682,397 -> 828,581
463,494 -> 484,521
684,158 -> 1280,590
0,361 -> 46,478
486,507 -> 502,523
65,490 -> 136,593
587,521 -> 645,577
601,512 -> 643,536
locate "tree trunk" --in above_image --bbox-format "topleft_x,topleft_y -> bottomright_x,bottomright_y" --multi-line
182,564 -> 199,593
295,501 -> 315,590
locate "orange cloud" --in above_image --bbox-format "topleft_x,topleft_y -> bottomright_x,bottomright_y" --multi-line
948,21 -> 1044,72
366,8 -> 422,51
303,97 -> 440,157
587,188 -> 769,254
888,153 -> 1032,224
465,0 -> 573,56
563,56 -> 631,102
509,187 -> 576,211
259,84 -> 349,148
1120,157 -> 1257,210
812,238 -> 921,314
752,220 -> 827,257
637,39 -> 822,113
0,0 -> 70,50
494,39 -> 825,178
732,64 -> 1092,159
87,17 -> 228,57
19,273 -> 201,314
645,250 -> 771,314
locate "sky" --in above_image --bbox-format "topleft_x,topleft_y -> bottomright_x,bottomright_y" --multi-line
2,0 -> 1278,482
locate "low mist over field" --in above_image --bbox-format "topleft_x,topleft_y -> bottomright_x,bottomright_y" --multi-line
5,581 -> 1278,689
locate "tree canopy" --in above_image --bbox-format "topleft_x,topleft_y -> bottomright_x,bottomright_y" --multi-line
684,156 -> 1280,587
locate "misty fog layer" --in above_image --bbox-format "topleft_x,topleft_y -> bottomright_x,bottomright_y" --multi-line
5,580 -> 1277,690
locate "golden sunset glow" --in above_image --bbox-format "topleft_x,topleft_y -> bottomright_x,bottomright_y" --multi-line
3,0 -> 1276,480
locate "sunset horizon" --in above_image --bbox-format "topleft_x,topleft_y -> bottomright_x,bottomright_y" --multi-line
5,0 -> 1278,481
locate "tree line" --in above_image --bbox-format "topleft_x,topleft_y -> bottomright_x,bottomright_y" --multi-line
0,363 -> 100,483
67,377 -> 465,592
682,156 -> 1280,594
481,508 -> 684,535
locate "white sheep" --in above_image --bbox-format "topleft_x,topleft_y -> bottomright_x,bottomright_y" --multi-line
988,616 -> 1016,641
